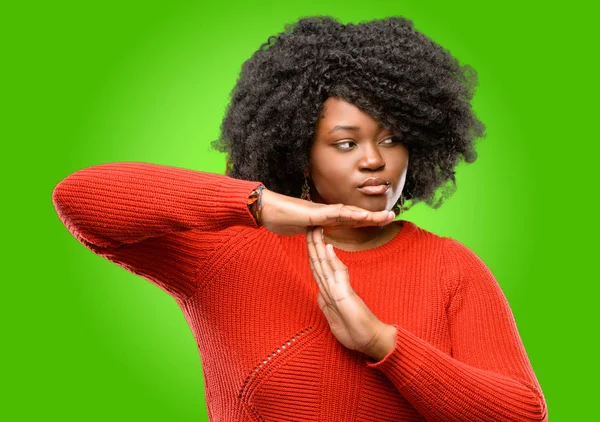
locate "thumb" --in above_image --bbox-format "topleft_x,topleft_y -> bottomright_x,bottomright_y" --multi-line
316,291 -> 326,311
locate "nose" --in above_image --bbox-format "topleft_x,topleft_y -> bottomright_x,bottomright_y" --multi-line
358,143 -> 385,171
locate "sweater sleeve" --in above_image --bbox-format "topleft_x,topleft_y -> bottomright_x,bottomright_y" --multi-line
364,238 -> 548,421
52,162 -> 263,300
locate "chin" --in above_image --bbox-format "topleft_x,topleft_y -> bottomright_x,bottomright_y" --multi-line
319,192 -> 391,212
354,197 -> 392,212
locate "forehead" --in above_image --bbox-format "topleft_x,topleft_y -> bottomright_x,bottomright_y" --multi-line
317,97 -> 385,131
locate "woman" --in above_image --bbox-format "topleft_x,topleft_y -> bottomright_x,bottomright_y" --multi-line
52,16 -> 547,421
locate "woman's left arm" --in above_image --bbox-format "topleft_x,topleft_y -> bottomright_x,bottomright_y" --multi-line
307,229 -> 547,422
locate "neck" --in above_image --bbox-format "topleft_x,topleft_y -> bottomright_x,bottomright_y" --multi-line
323,223 -> 399,252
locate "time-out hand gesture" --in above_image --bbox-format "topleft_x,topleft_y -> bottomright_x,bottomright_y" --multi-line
259,188 -> 395,237
306,227 -> 397,361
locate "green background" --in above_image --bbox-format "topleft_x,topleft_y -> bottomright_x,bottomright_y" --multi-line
3,0 -> 596,420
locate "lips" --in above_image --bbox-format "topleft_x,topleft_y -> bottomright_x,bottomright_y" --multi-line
358,185 -> 390,195
357,177 -> 391,195
358,177 -> 390,188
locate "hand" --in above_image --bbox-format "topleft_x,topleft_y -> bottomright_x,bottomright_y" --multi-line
306,227 -> 397,361
259,188 -> 395,237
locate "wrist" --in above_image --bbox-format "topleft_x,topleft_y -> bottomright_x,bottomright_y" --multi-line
247,185 -> 266,226
366,323 -> 397,362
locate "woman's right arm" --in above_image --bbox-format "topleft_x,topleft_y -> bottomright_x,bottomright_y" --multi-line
52,162 -> 263,249
52,162 -> 263,300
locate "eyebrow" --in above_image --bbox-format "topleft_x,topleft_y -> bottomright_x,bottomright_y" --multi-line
328,123 -> 386,134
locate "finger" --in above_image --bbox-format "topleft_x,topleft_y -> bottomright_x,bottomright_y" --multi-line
318,209 -> 366,228
319,207 -> 395,227
310,205 -> 366,227
306,227 -> 320,275
309,227 -> 326,273
311,227 -> 336,288
307,237 -> 317,274
326,244 -> 350,286
306,227 -> 327,289
310,227 -> 335,301
350,209 -> 395,225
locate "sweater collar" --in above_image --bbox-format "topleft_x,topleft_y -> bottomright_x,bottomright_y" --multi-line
276,219 -> 418,264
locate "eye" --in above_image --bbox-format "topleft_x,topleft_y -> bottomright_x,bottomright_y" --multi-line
380,137 -> 403,145
333,140 -> 356,150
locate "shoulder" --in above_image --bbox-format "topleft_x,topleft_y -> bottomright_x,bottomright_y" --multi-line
402,221 -> 497,292
401,220 -> 488,267
438,235 -> 504,310
403,222 -> 481,255
385,220 -> 492,265
441,236 -> 493,277
399,219 -> 450,253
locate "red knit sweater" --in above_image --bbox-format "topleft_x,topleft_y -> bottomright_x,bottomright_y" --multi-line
52,162 -> 547,421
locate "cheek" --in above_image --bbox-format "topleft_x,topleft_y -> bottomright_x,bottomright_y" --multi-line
311,161 -> 354,201
313,167 -> 348,195
387,151 -> 409,176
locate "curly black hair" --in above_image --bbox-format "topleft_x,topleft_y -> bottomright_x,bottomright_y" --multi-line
212,15 -> 485,209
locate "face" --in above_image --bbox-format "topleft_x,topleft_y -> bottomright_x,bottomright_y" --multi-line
309,97 -> 409,212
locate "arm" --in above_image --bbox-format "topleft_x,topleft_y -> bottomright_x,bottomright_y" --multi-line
52,162 -> 262,248
365,238 -> 547,421
52,162 -> 262,299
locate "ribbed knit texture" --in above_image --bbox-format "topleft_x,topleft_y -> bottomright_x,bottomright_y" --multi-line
52,162 -> 547,421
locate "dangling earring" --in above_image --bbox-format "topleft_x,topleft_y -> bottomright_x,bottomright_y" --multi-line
392,194 -> 405,216
301,176 -> 312,201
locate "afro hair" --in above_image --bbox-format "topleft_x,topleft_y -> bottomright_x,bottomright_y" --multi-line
212,15 -> 485,209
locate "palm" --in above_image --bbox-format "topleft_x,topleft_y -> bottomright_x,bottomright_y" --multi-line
317,287 -> 378,352
307,227 -> 385,355
259,189 -> 395,237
